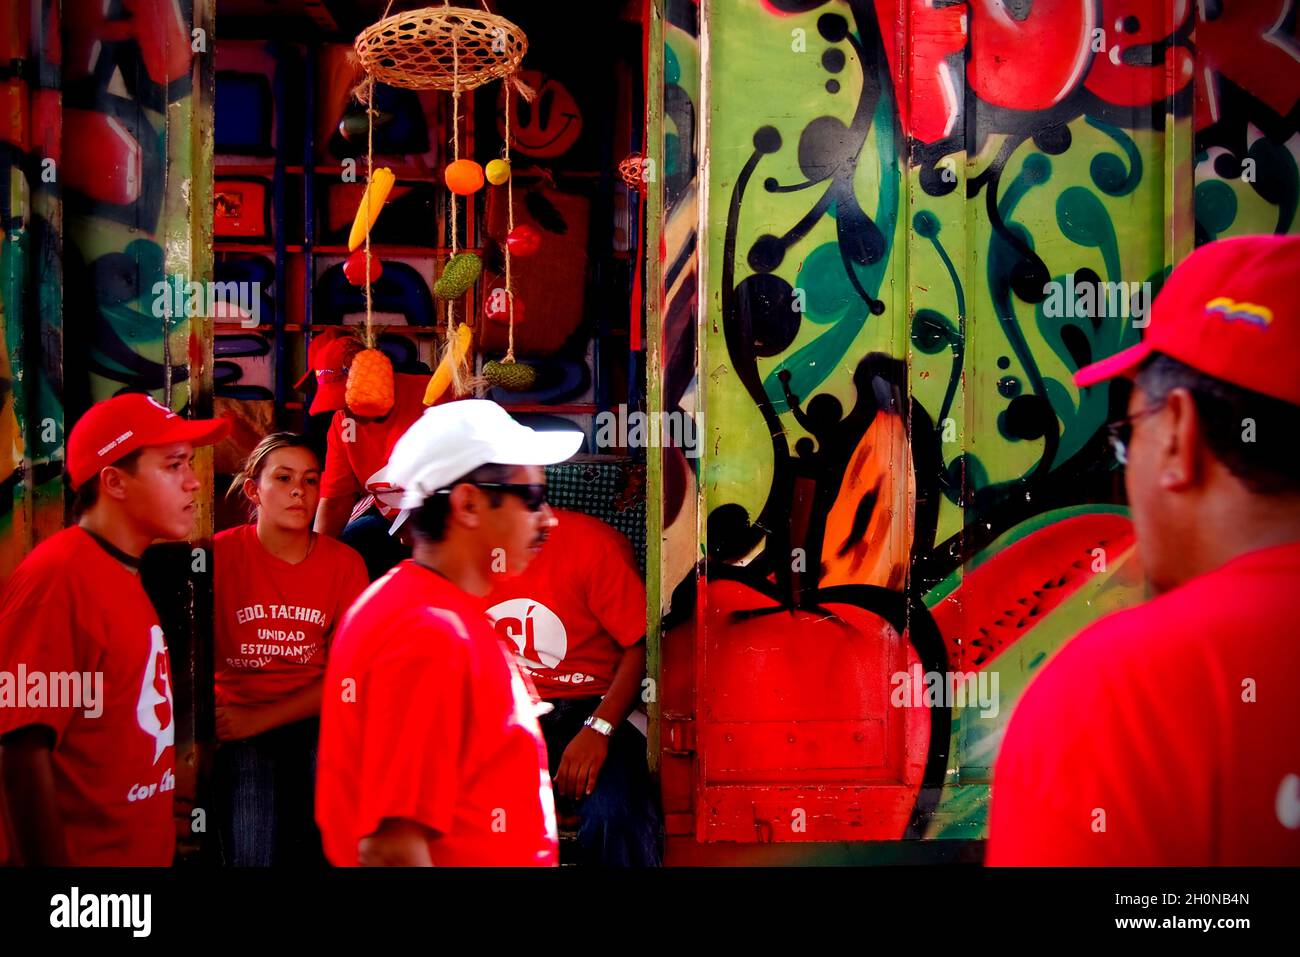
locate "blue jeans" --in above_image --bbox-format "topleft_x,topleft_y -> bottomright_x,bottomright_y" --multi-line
539,697 -> 663,867
215,718 -> 325,867
341,506 -> 411,581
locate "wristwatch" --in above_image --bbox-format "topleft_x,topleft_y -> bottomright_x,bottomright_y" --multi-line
584,716 -> 614,737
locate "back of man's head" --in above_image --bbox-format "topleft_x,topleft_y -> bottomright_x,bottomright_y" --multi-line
1074,235 -> 1300,591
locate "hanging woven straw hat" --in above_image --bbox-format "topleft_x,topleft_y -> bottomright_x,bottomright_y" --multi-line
354,2 -> 528,92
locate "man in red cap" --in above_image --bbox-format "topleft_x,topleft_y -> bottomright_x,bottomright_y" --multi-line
299,328 -> 427,579
987,235 -> 1300,865
0,394 -> 230,865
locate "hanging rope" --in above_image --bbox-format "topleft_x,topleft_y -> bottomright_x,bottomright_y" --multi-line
360,0 -> 395,351
363,75 -> 376,349
504,69 -> 515,364
445,19 -> 462,389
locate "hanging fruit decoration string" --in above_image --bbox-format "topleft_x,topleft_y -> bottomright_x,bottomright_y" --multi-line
345,73 -> 397,418
354,1 -> 527,407
432,31 -> 484,400
484,68 -> 536,392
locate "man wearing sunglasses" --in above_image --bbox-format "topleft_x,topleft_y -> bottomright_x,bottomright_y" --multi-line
316,400 -> 582,866
987,234 -> 1300,865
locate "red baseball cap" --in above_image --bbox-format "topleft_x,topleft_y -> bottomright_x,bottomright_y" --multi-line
1075,234 -> 1300,405
296,328 -> 363,415
66,394 -> 233,490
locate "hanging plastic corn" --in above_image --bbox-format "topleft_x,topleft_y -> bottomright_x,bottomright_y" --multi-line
346,166 -> 395,252
424,322 -> 472,406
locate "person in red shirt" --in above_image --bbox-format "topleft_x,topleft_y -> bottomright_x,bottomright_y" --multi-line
485,508 -> 661,866
302,329 -> 428,580
987,235 -> 1300,866
316,399 -> 581,866
213,432 -> 368,866
0,393 -> 229,865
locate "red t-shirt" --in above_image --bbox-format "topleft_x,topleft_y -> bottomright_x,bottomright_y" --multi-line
320,373 -> 428,519
0,527 -> 176,866
485,509 -> 646,699
987,541 -> 1300,866
316,560 -> 558,866
214,524 -> 368,712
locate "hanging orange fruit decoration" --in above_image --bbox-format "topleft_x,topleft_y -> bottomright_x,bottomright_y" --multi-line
445,159 -> 484,195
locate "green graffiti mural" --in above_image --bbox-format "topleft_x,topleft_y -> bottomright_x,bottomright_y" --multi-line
0,0 -> 64,582
0,1 -> 216,579
658,0 -> 1300,853
62,0 -> 206,409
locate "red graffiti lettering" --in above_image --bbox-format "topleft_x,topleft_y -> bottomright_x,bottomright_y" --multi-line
65,0 -> 192,85
1195,0 -> 1300,130
1082,0 -> 1193,108
881,0 -> 1095,144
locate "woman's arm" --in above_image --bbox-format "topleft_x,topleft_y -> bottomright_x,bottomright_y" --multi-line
215,680 -> 323,741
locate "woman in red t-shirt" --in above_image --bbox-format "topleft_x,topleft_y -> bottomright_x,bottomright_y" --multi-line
213,433 -> 369,866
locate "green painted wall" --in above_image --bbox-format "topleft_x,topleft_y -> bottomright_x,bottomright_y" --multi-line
655,0 -> 1299,859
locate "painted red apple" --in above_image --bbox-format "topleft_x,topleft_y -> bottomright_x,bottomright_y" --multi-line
689,578 -> 928,843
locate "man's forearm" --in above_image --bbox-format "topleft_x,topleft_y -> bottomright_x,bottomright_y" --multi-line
0,727 -> 70,866
314,495 -> 356,538
358,818 -> 435,866
593,642 -> 646,726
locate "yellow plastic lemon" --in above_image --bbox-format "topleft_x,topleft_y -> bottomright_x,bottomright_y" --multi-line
485,159 -> 511,186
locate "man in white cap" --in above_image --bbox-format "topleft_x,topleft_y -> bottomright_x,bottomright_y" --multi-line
315,400 -> 582,866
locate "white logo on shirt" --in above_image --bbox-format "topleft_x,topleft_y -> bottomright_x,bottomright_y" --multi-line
487,599 -> 567,670
1277,773 -> 1300,830
135,626 -> 174,764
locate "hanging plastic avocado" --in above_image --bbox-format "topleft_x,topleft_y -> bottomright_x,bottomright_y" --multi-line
483,358 -> 536,391
433,252 -> 482,299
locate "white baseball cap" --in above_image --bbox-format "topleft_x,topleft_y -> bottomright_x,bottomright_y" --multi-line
366,400 -> 582,532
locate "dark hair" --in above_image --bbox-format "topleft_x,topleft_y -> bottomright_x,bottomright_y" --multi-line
70,447 -> 146,519
1135,354 -> 1300,494
410,462 -> 516,542
226,432 -> 318,518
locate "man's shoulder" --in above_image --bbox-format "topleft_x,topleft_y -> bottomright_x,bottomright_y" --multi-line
555,509 -> 631,550
3,528 -> 92,598
1014,584 -> 1237,736
340,565 -> 488,656
0,529 -> 116,634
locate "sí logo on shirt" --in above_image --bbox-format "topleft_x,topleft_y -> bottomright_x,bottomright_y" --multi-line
135,626 -> 174,764
488,599 -> 568,670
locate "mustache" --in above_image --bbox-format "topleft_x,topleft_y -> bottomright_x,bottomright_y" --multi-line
531,530 -> 550,548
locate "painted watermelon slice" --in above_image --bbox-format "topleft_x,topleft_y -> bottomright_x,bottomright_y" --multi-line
928,509 -> 1136,671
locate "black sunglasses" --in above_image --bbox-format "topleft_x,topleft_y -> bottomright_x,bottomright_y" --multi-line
437,481 -> 548,511
1105,400 -> 1165,466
